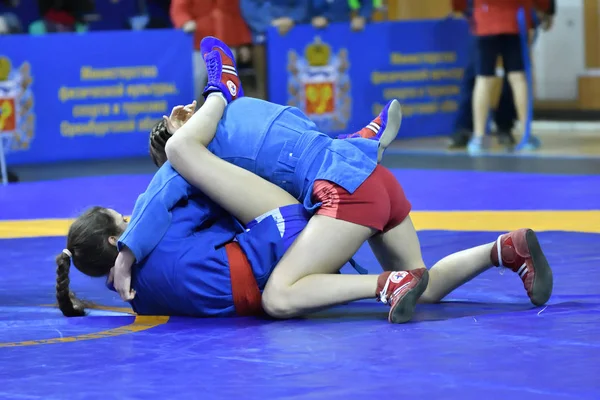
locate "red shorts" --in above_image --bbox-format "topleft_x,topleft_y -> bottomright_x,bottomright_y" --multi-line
312,165 -> 411,232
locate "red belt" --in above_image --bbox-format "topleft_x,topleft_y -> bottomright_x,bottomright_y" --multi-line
225,242 -> 264,316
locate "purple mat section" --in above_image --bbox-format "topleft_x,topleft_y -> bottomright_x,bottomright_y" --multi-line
1,231 -> 599,399
392,169 -> 600,211
2,169 -> 599,220
0,175 -> 151,220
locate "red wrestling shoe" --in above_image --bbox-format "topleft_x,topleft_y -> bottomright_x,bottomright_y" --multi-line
200,36 -> 244,102
492,229 -> 553,306
377,268 -> 429,323
337,99 -> 402,162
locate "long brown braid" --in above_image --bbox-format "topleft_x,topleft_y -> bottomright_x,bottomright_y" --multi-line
55,252 -> 86,317
55,206 -> 123,317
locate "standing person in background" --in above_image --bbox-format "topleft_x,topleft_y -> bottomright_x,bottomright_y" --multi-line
240,0 -> 310,100
310,0 -> 373,31
170,0 -> 252,101
467,0 -> 552,154
450,0 -> 517,149
452,0 -> 555,150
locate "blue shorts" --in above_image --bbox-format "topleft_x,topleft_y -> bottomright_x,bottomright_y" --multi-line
245,203 -> 310,252
228,203 -> 311,315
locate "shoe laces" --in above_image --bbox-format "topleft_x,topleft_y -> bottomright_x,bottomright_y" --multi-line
496,234 -> 506,275
204,52 -> 220,81
378,277 -> 391,304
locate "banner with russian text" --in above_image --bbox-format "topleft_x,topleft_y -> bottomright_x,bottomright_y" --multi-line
0,30 -> 193,165
267,19 -> 470,138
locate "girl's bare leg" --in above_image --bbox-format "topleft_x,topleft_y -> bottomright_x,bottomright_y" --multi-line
262,215 -> 380,317
167,94 -> 302,223
173,93 -> 225,147
369,216 -> 510,303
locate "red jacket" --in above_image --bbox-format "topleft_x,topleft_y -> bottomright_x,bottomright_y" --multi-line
170,0 -> 251,50
472,0 -> 550,36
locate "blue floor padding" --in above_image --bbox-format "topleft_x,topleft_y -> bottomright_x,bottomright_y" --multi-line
1,168 -> 599,399
1,231 -> 599,399
2,169 -> 599,220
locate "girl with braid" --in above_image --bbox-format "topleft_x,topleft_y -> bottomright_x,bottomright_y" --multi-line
54,98 -> 392,318
112,37 -> 553,323
58,37 -> 553,322
56,207 -> 129,316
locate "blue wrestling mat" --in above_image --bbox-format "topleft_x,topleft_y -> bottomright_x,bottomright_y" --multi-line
1,169 -> 599,399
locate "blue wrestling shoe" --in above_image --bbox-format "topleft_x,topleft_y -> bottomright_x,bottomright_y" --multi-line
337,99 -> 402,162
200,36 -> 245,103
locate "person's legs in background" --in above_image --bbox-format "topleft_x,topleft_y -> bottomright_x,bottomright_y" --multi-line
494,75 -> 517,147
450,35 -> 477,149
469,35 -> 500,154
502,34 -> 529,147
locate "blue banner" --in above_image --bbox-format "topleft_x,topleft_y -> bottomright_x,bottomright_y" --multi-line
0,29 -> 193,165
267,19 -> 470,138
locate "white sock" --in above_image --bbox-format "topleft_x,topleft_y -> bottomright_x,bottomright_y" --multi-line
207,91 -> 228,107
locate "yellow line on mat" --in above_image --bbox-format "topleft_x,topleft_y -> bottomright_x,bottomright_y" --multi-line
410,210 -> 600,233
0,315 -> 169,348
0,218 -> 75,238
1,210 -> 599,239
